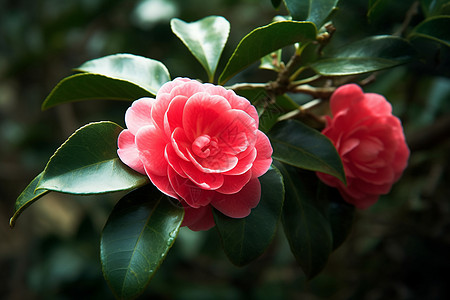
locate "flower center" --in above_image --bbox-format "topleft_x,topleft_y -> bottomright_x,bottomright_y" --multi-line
192,134 -> 220,158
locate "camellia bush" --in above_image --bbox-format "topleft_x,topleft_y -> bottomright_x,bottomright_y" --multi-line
9,0 -> 449,299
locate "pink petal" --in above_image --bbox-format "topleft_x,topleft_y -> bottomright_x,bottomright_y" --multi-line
330,84 -> 364,116
168,168 -> 215,208
179,159 -> 224,190
163,95 -> 188,136
224,148 -> 257,176
171,127 -> 191,161
125,98 -> 156,135
136,125 -> 169,177
364,93 -> 392,116
117,129 -> 145,174
164,144 -> 187,178
181,204 -> 215,231
158,77 -> 191,94
144,166 -> 178,199
251,131 -> 273,178
186,148 -> 238,173
216,170 -> 252,194
213,109 -> 257,155
182,92 -> 232,141
211,178 -> 261,218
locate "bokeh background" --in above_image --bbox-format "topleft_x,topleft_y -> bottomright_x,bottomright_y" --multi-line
1,0 -> 449,299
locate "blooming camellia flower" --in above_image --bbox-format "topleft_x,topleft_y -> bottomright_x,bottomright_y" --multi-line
118,78 -> 273,230
317,84 -> 409,209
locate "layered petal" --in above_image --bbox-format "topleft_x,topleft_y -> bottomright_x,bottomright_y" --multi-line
124,97 -> 155,135
211,178 -> 261,218
117,130 -> 145,174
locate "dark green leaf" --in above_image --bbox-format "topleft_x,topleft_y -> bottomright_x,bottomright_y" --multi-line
76,54 -> 171,95
409,16 -> 450,47
9,172 -> 49,227
171,16 -> 230,82
41,73 -> 153,110
218,21 -> 316,84
275,161 -> 332,278
268,120 -> 346,184
101,185 -> 184,300
37,121 -> 149,194
283,0 -> 339,27
271,0 -> 283,9
367,0 -> 389,22
311,35 -> 416,76
420,0 -> 450,17
317,182 -> 355,250
214,166 -> 284,266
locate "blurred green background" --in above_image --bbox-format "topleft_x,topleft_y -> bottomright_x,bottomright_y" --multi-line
1,0 -> 449,299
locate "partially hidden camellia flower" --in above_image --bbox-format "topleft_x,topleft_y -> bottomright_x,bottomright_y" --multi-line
316,84 -> 409,209
117,78 -> 273,230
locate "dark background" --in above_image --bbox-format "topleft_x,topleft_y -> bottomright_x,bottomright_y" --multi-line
1,0 -> 449,299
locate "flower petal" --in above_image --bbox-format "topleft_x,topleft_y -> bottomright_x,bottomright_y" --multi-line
181,204 -> 215,231
144,167 -> 178,199
117,129 -> 145,174
125,98 -> 156,135
216,170 -> 252,194
211,178 -> 261,218
136,125 -> 168,177
251,130 -> 273,178
182,92 -> 232,141
179,160 -> 224,190
330,84 -> 364,116
168,168 -> 215,208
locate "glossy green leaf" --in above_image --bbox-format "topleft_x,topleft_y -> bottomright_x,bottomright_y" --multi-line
214,166 -> 284,266
316,182 -> 355,250
76,54 -> 171,95
10,172 -> 49,227
311,35 -> 416,76
275,161 -> 332,278
409,16 -> 450,47
171,16 -> 230,82
37,121 -> 149,194
218,21 -> 317,84
283,0 -> 339,27
41,73 -> 153,110
268,120 -> 346,183
101,185 -> 184,300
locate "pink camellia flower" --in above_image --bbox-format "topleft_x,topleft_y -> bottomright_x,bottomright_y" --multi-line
118,78 -> 273,230
316,84 -> 409,209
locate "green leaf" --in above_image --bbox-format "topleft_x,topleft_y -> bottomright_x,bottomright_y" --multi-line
77,54 -> 171,95
218,21 -> 317,84
311,35 -> 416,76
9,172 -> 49,228
214,166 -> 284,266
367,0 -> 389,22
41,73 -> 153,110
101,185 -> 184,300
37,121 -> 149,194
409,16 -> 450,48
316,182 -> 355,250
283,0 -> 339,28
420,0 -> 450,17
171,16 -> 230,82
268,119 -> 346,184
275,161 -> 332,278
260,49 -> 283,72
271,0 -> 283,9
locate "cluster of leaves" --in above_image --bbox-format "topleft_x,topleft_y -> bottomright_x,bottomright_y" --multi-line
10,0 -> 449,299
